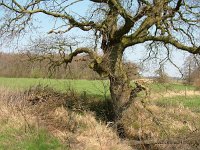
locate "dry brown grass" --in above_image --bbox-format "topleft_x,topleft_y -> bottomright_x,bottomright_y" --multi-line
150,90 -> 200,100
122,97 -> 200,150
0,88 -> 32,130
135,103 -> 198,136
0,87 -> 132,150
1,86 -> 200,150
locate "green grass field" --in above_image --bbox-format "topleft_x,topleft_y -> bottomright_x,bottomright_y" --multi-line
0,77 -> 196,93
149,82 -> 196,92
0,77 -> 199,107
0,77 -> 110,97
154,96 -> 200,112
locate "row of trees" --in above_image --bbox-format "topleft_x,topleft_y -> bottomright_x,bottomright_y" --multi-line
0,52 -> 139,80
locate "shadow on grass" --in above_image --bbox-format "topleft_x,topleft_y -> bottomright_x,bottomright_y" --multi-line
26,85 -> 115,122
64,90 -> 115,122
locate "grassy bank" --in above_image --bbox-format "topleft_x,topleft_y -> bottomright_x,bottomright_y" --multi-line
0,128 -> 66,150
0,87 -> 131,150
0,82 -> 200,149
0,88 -> 68,150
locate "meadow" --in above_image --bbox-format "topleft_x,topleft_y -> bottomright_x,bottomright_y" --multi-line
0,77 -> 199,113
0,77 -> 110,96
0,77 -> 199,107
154,96 -> 200,112
0,77 -> 196,94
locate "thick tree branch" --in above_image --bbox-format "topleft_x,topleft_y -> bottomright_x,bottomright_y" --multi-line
123,35 -> 200,54
119,82 -> 146,116
174,0 -> 183,11
91,0 -> 149,40
63,47 -> 98,65
114,5 -> 149,39
145,36 -> 200,54
29,46 -> 99,69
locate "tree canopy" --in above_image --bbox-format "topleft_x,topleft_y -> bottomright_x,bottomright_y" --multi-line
0,0 -> 199,54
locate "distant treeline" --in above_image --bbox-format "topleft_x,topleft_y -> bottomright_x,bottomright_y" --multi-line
0,52 -> 139,79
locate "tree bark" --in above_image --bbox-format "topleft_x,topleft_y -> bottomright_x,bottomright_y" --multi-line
106,44 -> 146,123
107,44 -> 132,122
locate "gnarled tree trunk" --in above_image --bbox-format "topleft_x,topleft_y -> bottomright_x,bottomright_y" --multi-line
108,46 -> 132,122
103,44 -> 146,124
103,44 -> 144,138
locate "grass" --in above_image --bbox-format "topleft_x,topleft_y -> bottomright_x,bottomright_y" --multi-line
0,87 -> 132,150
0,128 -> 66,150
149,83 -> 196,92
0,77 -> 197,96
154,95 -> 200,112
0,80 -> 200,149
0,77 -> 110,97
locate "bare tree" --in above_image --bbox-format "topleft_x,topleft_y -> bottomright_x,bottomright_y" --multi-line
0,0 -> 200,123
154,64 -> 169,83
183,54 -> 200,85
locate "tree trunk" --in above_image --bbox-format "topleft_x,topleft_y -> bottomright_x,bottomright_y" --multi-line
109,74 -> 132,120
92,43 -> 145,137
106,44 -> 146,121
107,45 -> 132,122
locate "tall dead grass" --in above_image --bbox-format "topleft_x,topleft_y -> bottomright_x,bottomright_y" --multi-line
0,88 -> 31,130
0,87 -> 132,150
122,96 -> 200,150
1,86 -> 200,150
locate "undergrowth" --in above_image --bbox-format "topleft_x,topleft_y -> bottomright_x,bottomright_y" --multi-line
1,86 -> 200,150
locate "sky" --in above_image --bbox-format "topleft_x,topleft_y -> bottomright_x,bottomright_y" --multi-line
0,0 -> 191,78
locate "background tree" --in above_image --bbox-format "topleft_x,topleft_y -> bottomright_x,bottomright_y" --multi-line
183,54 -> 200,86
154,65 -> 169,83
0,0 -> 200,124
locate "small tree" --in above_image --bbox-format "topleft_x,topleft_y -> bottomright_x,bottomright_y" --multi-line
124,61 -> 140,80
154,65 -> 169,83
0,0 -> 200,124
